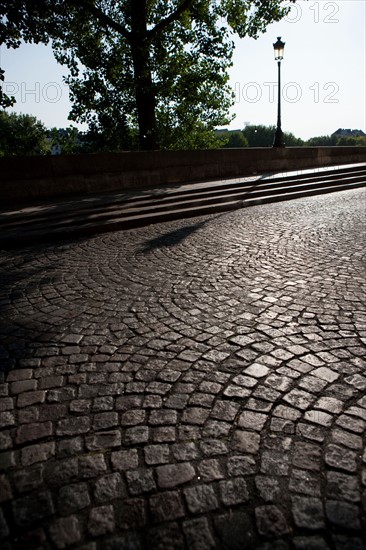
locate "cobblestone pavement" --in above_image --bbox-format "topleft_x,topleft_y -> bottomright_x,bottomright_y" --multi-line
0,188 -> 365,550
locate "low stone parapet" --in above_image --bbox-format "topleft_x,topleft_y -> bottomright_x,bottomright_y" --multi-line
0,147 -> 365,203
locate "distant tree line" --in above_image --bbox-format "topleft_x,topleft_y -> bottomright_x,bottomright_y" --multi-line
0,112 -> 365,157
218,125 -> 366,148
0,111 -> 125,156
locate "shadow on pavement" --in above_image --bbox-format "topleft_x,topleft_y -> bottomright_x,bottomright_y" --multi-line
140,209 -> 238,253
0,240 -> 89,374
141,221 -> 207,252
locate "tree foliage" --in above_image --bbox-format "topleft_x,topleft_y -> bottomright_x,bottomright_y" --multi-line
335,136 -> 366,147
240,124 -> 304,147
49,126 -> 84,154
305,135 -> 337,147
218,130 -> 248,148
0,0 -> 295,150
242,124 -> 275,147
0,110 -> 49,156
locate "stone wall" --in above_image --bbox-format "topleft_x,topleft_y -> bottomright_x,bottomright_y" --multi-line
0,147 -> 365,203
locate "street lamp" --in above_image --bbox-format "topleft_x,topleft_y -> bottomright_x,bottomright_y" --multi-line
273,36 -> 285,148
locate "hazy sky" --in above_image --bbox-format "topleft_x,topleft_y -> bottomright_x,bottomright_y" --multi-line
1,0 -> 365,140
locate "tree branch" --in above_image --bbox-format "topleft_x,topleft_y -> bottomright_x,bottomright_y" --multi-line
149,0 -> 194,38
66,0 -> 131,41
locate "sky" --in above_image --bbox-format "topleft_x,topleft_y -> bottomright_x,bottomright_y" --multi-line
0,0 -> 365,141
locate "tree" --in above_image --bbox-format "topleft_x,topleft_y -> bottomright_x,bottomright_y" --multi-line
336,136 -> 366,147
283,131 -> 304,146
0,111 -> 49,156
0,69 -> 15,108
241,124 -> 304,147
242,124 -> 276,147
1,0 -> 295,150
305,135 -> 337,147
220,130 -> 248,148
352,136 -> 366,146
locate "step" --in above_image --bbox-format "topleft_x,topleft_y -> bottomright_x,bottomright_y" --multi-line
1,179 -> 364,248
2,169 -> 366,231
2,163 -> 366,221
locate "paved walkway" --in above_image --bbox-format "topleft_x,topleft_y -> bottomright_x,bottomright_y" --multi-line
0,188 -> 365,549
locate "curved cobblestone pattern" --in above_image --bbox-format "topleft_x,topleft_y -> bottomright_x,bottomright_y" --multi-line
0,188 -> 365,549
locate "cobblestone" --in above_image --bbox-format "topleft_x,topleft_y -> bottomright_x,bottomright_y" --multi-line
325,444 -> 358,473
1,190 -> 365,548
12,465 -> 44,494
125,468 -> 156,495
156,463 -> 195,489
184,484 -> 219,513
49,516 -> 82,549
326,471 -> 361,503
289,469 -> 321,497
325,500 -> 361,530
255,505 -> 289,537
231,429 -> 260,454
58,483 -> 91,514
12,490 -> 55,527
20,441 -> 55,466
87,505 -> 115,536
292,496 -> 325,530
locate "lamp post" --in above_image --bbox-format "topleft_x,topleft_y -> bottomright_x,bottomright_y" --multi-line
273,36 -> 285,148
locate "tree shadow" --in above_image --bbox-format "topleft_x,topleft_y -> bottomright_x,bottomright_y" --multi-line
140,208 -> 239,253
141,220 -> 207,252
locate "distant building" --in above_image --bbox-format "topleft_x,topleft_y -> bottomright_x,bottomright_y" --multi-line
51,142 -> 62,155
332,128 -> 366,137
46,128 -> 82,155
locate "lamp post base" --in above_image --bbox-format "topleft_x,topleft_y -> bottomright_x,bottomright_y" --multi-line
273,128 -> 285,148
